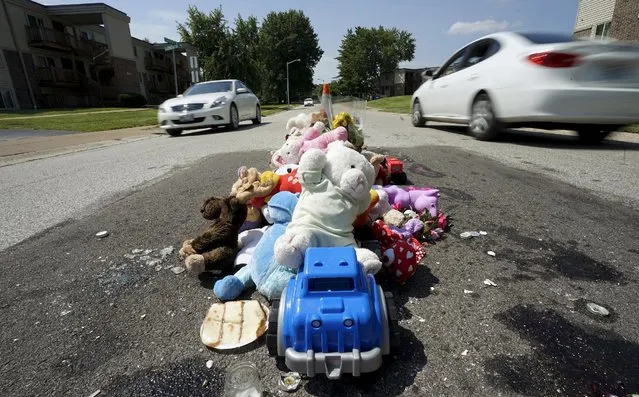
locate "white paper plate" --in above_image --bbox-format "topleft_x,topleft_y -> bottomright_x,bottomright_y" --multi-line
200,300 -> 270,350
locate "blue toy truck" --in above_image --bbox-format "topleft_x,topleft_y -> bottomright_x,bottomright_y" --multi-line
266,247 -> 400,379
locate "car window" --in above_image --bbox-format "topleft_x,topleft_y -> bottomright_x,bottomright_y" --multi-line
237,80 -> 253,93
465,39 -> 501,67
183,81 -> 232,96
438,50 -> 467,78
307,277 -> 354,292
516,32 -> 577,44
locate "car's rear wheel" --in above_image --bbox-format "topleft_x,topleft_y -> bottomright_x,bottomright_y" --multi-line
228,104 -> 239,130
576,125 -> 617,144
412,100 -> 426,127
252,105 -> 262,125
469,93 -> 501,141
166,129 -> 182,137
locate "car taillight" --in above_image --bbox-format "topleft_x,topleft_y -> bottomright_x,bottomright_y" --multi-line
527,52 -> 580,68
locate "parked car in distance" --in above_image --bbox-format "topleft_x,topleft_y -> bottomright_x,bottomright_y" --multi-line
411,32 -> 639,143
158,79 -> 261,136
303,97 -> 314,107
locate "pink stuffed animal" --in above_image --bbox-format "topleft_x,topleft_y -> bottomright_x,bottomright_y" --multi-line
270,122 -> 348,168
298,126 -> 348,156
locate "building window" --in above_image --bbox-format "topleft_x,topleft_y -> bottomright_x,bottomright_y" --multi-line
81,31 -> 95,41
60,57 -> 73,70
0,90 -> 16,109
75,60 -> 86,75
593,21 -> 611,40
26,14 -> 44,28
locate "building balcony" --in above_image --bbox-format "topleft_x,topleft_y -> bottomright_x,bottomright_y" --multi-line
25,26 -> 75,52
144,56 -> 171,72
76,40 -> 110,64
35,67 -> 88,87
147,80 -> 172,93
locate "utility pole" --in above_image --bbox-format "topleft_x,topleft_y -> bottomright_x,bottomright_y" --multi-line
172,48 -> 178,96
286,58 -> 300,108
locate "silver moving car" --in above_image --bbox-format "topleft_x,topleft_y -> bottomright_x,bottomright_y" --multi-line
158,79 -> 262,136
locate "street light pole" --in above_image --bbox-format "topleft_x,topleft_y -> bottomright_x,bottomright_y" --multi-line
286,58 -> 300,108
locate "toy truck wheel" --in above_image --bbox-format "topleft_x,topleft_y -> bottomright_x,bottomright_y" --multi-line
266,287 -> 288,357
384,291 -> 401,350
266,298 -> 280,356
391,172 -> 408,185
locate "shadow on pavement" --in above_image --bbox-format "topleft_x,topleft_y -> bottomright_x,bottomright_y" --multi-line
304,326 -> 428,397
484,305 -> 639,397
168,121 -> 272,138
99,356 -> 225,396
429,124 -> 639,151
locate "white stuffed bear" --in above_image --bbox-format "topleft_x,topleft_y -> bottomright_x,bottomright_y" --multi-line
285,112 -> 312,132
273,141 -> 383,274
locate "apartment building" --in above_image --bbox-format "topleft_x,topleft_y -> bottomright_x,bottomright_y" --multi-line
379,67 -> 436,97
0,0 -> 195,110
573,0 -> 639,42
132,38 -> 193,106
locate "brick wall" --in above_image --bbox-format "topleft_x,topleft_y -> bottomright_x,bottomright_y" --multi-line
610,0 -> 639,42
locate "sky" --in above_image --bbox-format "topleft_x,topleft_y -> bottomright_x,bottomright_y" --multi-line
40,0 -> 579,83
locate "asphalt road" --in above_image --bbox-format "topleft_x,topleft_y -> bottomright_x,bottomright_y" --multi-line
1,108 -> 638,396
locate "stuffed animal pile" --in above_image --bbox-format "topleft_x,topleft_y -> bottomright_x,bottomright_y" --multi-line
179,107 -> 452,302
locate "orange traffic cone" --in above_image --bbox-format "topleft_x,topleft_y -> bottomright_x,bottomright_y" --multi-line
320,83 -> 334,126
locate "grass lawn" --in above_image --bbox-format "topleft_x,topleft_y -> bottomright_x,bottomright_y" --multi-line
0,107 -> 132,119
261,104 -> 289,116
0,104 -> 289,132
367,95 -> 411,114
621,124 -> 639,133
0,109 -> 158,132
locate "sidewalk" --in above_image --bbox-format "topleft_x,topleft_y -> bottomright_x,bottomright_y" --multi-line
0,126 -> 162,167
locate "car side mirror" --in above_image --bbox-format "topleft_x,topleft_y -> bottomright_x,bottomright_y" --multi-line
422,69 -> 435,81
177,94 -> 183,98
236,87 -> 248,94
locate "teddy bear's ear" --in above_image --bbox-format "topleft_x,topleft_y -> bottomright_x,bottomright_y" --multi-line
326,140 -> 346,151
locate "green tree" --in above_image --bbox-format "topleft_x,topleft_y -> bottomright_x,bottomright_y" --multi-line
177,6 -> 231,81
337,26 -> 415,97
229,15 -> 262,93
259,10 -> 323,103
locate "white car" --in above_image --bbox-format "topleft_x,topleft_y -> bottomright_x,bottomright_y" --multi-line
411,32 -> 639,143
303,97 -> 314,107
158,79 -> 261,136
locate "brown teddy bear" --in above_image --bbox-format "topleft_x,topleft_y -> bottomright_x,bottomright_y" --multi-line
179,195 -> 248,274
